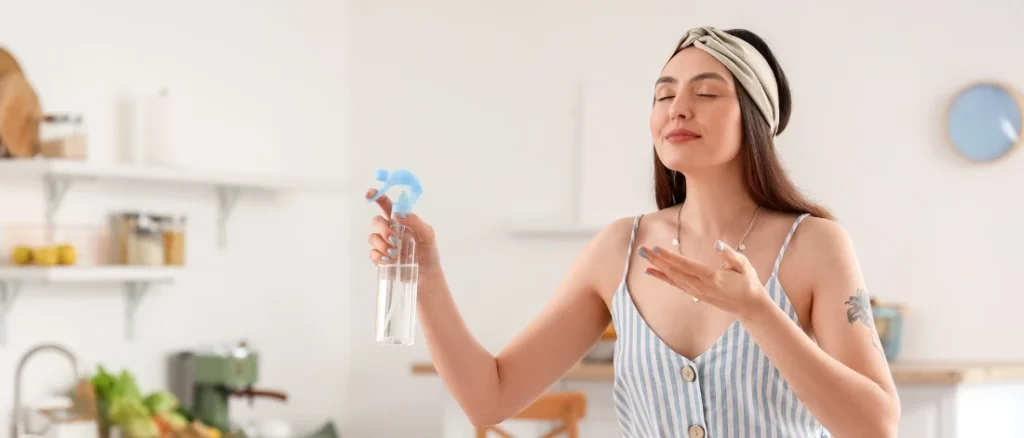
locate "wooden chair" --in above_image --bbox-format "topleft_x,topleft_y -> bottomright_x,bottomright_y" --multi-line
601,323 -> 616,341
475,391 -> 588,438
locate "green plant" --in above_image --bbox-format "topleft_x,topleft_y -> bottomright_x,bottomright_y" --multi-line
89,364 -> 187,438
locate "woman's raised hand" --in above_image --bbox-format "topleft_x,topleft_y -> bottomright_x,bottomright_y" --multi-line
640,242 -> 770,321
365,188 -> 441,278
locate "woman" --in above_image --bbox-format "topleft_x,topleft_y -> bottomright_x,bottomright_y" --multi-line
365,26 -> 900,438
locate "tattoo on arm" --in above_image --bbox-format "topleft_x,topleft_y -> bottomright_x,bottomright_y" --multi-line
845,288 -> 887,359
872,338 -> 885,357
844,288 -> 874,329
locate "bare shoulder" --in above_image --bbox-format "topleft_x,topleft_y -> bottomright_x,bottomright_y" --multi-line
569,215 -> 640,296
584,215 -> 639,268
787,216 -> 862,291
591,215 -> 638,252
792,216 -> 854,252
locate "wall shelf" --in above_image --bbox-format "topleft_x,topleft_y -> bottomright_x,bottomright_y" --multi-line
0,266 -> 181,345
0,158 -> 346,247
0,158 -> 345,347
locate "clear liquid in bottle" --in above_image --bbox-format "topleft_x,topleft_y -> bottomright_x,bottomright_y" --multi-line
375,209 -> 419,345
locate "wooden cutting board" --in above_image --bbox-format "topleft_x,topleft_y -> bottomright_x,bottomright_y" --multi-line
0,47 -> 23,75
0,47 -> 42,158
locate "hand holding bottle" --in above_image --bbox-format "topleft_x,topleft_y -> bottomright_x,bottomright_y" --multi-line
365,188 -> 442,281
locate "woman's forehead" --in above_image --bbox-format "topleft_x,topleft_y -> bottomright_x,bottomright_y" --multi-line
659,48 -> 733,84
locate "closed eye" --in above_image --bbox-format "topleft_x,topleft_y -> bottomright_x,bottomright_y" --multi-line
657,96 -> 675,102
697,94 -> 717,98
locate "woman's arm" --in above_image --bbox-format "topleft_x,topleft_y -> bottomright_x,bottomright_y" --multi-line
737,218 -> 900,437
417,218 -> 630,426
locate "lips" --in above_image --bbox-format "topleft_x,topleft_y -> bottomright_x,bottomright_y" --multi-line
665,128 -> 701,143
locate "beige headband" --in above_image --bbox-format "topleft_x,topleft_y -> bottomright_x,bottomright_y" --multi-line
673,26 -> 780,136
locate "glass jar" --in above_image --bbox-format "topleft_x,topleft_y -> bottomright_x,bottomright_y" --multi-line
161,215 -> 186,266
39,113 -> 88,160
127,215 -> 163,266
112,212 -> 141,265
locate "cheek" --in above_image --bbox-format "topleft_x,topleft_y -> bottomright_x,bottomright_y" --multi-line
649,108 -> 666,137
704,104 -> 743,145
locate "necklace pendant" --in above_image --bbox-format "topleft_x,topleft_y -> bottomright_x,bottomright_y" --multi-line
737,243 -> 746,251
672,238 -> 679,247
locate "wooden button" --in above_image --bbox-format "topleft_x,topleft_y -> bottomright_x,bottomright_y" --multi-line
688,424 -> 705,438
681,365 -> 696,382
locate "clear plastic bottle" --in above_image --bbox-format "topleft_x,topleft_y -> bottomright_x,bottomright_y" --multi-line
372,170 -> 424,345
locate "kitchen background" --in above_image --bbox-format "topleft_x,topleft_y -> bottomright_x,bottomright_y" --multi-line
0,0 -> 350,437
3,0 -> 1024,437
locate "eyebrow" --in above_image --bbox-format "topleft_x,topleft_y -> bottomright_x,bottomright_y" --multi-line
655,72 -> 728,86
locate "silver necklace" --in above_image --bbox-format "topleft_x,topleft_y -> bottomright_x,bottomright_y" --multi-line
672,205 -> 761,302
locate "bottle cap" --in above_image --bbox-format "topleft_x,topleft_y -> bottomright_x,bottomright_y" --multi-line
368,169 -> 423,215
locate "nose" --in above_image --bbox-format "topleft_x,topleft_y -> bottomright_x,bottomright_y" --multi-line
668,94 -> 692,121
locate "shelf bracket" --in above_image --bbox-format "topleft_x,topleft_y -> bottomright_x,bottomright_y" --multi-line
216,186 -> 241,248
43,175 -> 72,225
0,281 -> 23,347
124,281 -> 151,341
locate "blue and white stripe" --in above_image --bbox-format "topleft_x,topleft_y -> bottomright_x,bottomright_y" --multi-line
611,213 -> 831,438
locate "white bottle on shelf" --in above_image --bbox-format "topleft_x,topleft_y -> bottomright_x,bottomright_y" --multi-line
142,88 -> 181,168
116,91 -> 146,165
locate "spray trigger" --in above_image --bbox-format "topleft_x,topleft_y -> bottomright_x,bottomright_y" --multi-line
368,169 -> 423,216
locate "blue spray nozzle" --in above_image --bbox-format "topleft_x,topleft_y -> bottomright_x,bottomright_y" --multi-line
368,169 -> 423,215
394,192 -> 412,216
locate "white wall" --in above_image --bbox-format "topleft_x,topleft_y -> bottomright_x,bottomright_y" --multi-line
0,1 -> 351,436
348,0 -> 1024,437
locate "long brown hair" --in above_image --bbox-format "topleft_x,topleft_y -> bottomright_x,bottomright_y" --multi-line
653,29 -> 835,221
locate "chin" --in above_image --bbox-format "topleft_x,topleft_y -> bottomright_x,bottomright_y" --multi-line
657,150 -> 719,173
658,143 -> 738,174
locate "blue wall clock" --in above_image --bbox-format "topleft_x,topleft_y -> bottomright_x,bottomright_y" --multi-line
947,82 -> 1023,163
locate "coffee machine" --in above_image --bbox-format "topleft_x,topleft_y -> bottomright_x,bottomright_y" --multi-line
169,341 -> 288,433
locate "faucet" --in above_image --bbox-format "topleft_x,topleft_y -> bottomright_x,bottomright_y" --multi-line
10,343 -> 80,438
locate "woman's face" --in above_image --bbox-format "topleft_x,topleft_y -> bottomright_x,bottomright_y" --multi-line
650,47 -> 744,173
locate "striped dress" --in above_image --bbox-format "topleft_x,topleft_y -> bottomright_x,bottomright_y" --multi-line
611,213 -> 831,438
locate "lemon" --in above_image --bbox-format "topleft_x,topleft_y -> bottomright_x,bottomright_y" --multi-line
57,243 -> 77,265
10,245 -> 32,265
32,246 -> 59,266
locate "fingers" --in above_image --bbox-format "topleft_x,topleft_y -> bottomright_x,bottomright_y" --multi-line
369,212 -> 399,265
394,213 -> 434,244
368,248 -> 390,264
642,245 -> 716,280
715,241 -> 750,273
371,215 -> 393,236
368,230 -> 398,262
644,267 -> 704,299
365,188 -> 393,217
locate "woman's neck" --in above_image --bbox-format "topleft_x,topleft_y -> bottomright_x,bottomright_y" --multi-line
677,165 -> 759,237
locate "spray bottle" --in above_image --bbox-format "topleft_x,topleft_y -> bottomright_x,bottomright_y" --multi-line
369,169 -> 423,345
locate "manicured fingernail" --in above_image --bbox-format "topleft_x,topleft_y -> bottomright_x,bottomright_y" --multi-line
381,256 -> 390,262
652,246 -> 662,255
715,241 -> 726,252
396,212 -> 407,219
388,248 -> 397,257
389,235 -> 398,245
638,247 -> 648,259
645,270 -> 653,276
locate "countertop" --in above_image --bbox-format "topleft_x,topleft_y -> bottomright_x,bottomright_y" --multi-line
410,361 -> 1024,385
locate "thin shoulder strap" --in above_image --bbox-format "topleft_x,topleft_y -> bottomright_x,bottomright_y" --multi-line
622,215 -> 643,283
772,213 -> 811,275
